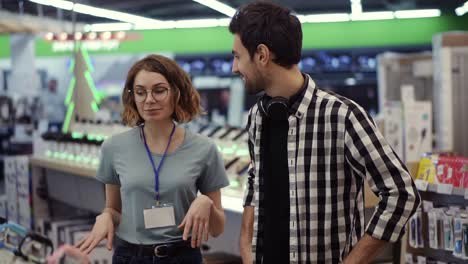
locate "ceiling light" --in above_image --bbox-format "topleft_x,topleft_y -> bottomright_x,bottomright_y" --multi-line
455,1 -> 468,16
58,32 -> 68,41
114,31 -> 126,40
72,4 -> 161,24
45,32 -> 54,41
87,32 -> 97,40
350,0 -> 363,14
74,32 -> 83,40
30,0 -> 73,10
99,31 -> 112,40
298,13 -> 350,23
394,9 -> 441,19
174,18 -> 231,28
29,0 -> 161,24
193,0 -> 236,17
351,11 -> 394,21
85,23 -> 133,32
134,21 -> 176,30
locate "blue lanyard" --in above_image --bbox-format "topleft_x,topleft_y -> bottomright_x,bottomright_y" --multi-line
141,123 -> 176,204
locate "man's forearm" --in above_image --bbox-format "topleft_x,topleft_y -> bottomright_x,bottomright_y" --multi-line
343,234 -> 388,264
240,206 -> 254,263
240,230 -> 252,263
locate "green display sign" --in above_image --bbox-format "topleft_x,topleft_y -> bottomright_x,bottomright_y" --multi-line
1,15 -> 468,58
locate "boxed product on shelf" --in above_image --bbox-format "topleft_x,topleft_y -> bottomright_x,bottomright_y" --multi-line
409,208 -> 424,248
443,209 -> 455,251
427,209 -> 439,249
4,156 -> 31,229
36,217 -> 94,250
463,219 -> 468,259
452,214 -> 465,258
436,156 -> 468,188
416,154 -> 437,183
16,156 -> 32,229
0,194 -> 6,219
403,101 -> 432,163
5,157 -> 18,223
416,154 -> 468,188
383,101 -> 432,163
383,101 -> 404,158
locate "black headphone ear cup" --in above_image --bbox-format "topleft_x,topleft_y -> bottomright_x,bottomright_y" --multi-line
257,95 -> 270,117
256,95 -> 289,119
267,97 -> 289,120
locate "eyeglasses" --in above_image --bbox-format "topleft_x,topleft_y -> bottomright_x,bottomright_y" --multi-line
130,87 -> 170,103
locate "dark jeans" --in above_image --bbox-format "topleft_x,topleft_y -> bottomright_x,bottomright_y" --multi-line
112,237 -> 203,264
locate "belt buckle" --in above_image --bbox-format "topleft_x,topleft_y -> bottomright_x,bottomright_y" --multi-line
154,245 -> 169,257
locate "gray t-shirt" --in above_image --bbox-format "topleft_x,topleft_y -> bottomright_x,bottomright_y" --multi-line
96,126 -> 229,244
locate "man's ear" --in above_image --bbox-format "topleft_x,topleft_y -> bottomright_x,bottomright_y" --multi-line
255,44 -> 271,66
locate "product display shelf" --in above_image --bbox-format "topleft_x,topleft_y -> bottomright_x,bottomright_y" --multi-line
406,183 -> 468,263
30,157 -> 96,178
0,250 -> 31,264
29,156 -> 245,215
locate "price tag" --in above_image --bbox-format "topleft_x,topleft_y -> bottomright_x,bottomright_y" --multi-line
436,183 -> 453,195
415,179 -> 429,191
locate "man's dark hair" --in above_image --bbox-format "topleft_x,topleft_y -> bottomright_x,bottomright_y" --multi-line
229,1 -> 302,68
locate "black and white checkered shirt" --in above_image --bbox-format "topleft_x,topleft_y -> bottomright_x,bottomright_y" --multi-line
244,75 -> 420,263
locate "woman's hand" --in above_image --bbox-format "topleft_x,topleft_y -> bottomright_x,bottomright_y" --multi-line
75,212 -> 115,254
47,244 -> 90,264
178,195 -> 213,248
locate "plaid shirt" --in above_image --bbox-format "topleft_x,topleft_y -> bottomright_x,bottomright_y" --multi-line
244,76 -> 420,263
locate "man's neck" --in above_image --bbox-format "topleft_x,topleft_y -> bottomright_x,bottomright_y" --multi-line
264,66 -> 304,99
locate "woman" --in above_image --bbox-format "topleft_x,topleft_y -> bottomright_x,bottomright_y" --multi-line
76,54 -> 229,264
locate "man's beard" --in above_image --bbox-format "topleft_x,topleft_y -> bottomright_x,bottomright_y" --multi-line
245,71 -> 266,95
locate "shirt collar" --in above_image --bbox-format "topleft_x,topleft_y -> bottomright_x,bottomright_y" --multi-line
289,73 -> 316,119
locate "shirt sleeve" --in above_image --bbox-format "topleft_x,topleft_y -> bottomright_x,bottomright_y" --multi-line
344,105 -> 420,242
96,138 -> 120,185
197,141 -> 230,194
243,108 -> 256,207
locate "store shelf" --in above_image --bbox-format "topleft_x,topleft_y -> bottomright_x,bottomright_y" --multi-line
30,156 -> 245,214
407,183 -> 468,263
416,182 -> 468,207
221,194 -> 244,214
425,183 -> 466,196
407,246 -> 467,264
30,157 -> 96,178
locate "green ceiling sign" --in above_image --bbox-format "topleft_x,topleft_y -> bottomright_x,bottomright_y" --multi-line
1,15 -> 468,58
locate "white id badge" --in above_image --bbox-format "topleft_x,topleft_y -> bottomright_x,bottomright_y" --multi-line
143,204 -> 176,229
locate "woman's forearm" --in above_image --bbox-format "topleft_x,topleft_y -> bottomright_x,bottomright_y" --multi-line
208,199 -> 225,237
102,207 -> 121,226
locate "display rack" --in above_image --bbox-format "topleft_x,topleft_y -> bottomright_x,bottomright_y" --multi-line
406,183 -> 468,263
30,157 -> 244,215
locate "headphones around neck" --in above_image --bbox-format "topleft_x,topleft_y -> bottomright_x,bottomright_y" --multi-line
257,94 -> 290,120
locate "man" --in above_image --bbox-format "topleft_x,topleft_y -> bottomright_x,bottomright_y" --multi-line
229,2 -> 420,263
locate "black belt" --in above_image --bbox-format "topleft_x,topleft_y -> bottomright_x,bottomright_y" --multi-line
116,238 -> 196,258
